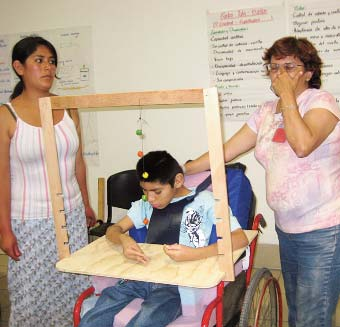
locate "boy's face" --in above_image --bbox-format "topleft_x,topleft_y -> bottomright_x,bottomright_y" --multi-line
140,175 -> 183,210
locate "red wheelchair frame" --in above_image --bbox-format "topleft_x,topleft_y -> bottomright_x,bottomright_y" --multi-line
73,213 -> 282,327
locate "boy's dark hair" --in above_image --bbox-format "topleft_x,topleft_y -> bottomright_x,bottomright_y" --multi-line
136,151 -> 183,187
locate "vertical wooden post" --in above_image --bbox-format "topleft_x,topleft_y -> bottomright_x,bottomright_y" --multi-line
97,177 -> 105,220
39,97 -> 70,259
203,87 -> 234,281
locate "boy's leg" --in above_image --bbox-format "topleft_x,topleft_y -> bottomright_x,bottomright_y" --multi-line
79,280 -> 151,327
126,283 -> 182,327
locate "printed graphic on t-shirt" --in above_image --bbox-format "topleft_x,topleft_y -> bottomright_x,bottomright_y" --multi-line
183,206 -> 206,247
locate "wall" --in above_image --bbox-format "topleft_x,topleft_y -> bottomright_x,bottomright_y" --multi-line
0,0 -> 285,244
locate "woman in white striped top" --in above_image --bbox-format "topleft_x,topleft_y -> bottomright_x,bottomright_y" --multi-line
0,36 -> 96,327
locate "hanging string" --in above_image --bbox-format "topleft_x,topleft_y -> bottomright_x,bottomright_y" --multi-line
136,101 -> 148,202
136,106 -> 145,159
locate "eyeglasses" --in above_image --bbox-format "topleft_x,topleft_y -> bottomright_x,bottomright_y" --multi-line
264,62 -> 304,73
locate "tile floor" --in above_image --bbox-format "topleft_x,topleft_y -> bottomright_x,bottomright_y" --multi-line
253,244 -> 340,327
0,253 -> 9,327
0,246 -> 339,327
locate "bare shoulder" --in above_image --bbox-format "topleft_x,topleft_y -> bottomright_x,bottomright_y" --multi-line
0,104 -> 17,140
0,104 -> 16,125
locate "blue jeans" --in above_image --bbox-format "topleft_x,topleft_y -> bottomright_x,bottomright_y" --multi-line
276,225 -> 340,327
79,280 -> 182,327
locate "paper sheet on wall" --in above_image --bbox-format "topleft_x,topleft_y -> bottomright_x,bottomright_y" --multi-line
0,36 -> 12,102
207,5 -> 286,121
0,26 -> 99,165
208,1 -> 340,121
288,0 -> 340,102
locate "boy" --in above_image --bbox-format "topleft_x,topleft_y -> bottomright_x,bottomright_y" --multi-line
79,151 -> 248,327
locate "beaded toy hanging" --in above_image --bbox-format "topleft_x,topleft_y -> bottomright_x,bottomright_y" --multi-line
136,107 -> 146,159
136,107 -> 148,205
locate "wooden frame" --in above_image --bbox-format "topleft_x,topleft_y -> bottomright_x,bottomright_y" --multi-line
39,87 -> 235,281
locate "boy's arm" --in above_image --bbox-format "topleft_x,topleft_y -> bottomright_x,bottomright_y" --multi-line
231,228 -> 249,251
106,216 -> 149,264
164,228 -> 248,262
164,243 -> 218,262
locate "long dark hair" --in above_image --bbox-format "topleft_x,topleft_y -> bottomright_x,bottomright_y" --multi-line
10,36 -> 58,100
263,36 -> 322,89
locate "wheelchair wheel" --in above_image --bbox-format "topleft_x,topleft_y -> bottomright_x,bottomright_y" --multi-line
238,268 -> 279,327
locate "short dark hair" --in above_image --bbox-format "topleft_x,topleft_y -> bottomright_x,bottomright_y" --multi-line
136,151 -> 183,187
263,36 -> 322,89
10,35 -> 58,99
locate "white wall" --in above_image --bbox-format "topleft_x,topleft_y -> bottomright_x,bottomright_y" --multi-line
0,0 -> 283,244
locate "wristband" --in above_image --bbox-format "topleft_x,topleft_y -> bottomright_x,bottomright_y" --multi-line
281,104 -> 297,111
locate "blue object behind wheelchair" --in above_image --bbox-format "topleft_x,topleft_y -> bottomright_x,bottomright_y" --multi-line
130,163 -> 254,244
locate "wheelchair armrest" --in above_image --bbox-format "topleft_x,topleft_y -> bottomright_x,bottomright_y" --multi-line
88,222 -> 114,237
74,277 -> 121,327
73,286 -> 95,327
245,213 -> 264,286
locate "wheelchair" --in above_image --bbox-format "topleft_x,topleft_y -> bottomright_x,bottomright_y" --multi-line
75,165 -> 282,327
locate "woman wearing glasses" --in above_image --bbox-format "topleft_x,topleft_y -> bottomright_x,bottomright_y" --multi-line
185,36 -> 340,327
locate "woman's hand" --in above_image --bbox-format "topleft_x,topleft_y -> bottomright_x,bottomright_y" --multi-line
121,235 -> 149,264
271,67 -> 304,98
163,243 -> 194,262
85,205 -> 97,228
0,230 -> 21,261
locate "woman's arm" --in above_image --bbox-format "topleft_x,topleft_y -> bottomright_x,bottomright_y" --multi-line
282,102 -> 338,157
184,124 -> 257,175
164,228 -> 248,262
71,109 -> 96,227
0,106 -> 21,260
272,68 -> 339,157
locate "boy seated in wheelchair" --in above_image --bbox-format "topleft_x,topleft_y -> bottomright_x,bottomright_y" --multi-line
79,150 -> 248,327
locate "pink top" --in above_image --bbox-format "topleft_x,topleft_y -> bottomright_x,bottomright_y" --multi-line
8,103 -> 82,220
247,88 -> 340,233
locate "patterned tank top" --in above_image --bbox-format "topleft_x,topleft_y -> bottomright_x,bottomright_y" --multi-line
7,103 -> 83,220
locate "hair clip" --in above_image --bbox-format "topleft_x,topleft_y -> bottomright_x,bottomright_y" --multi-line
142,172 -> 149,179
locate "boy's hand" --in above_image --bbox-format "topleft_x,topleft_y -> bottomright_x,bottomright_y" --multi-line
121,235 -> 150,264
163,243 -> 193,262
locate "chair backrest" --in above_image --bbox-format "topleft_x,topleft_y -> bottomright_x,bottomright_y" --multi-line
185,163 -> 255,230
107,169 -> 143,223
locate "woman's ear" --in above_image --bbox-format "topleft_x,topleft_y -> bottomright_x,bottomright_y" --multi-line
12,60 -> 24,76
305,70 -> 313,83
174,173 -> 184,188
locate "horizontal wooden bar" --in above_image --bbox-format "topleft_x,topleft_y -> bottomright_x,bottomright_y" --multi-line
47,88 -> 205,110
